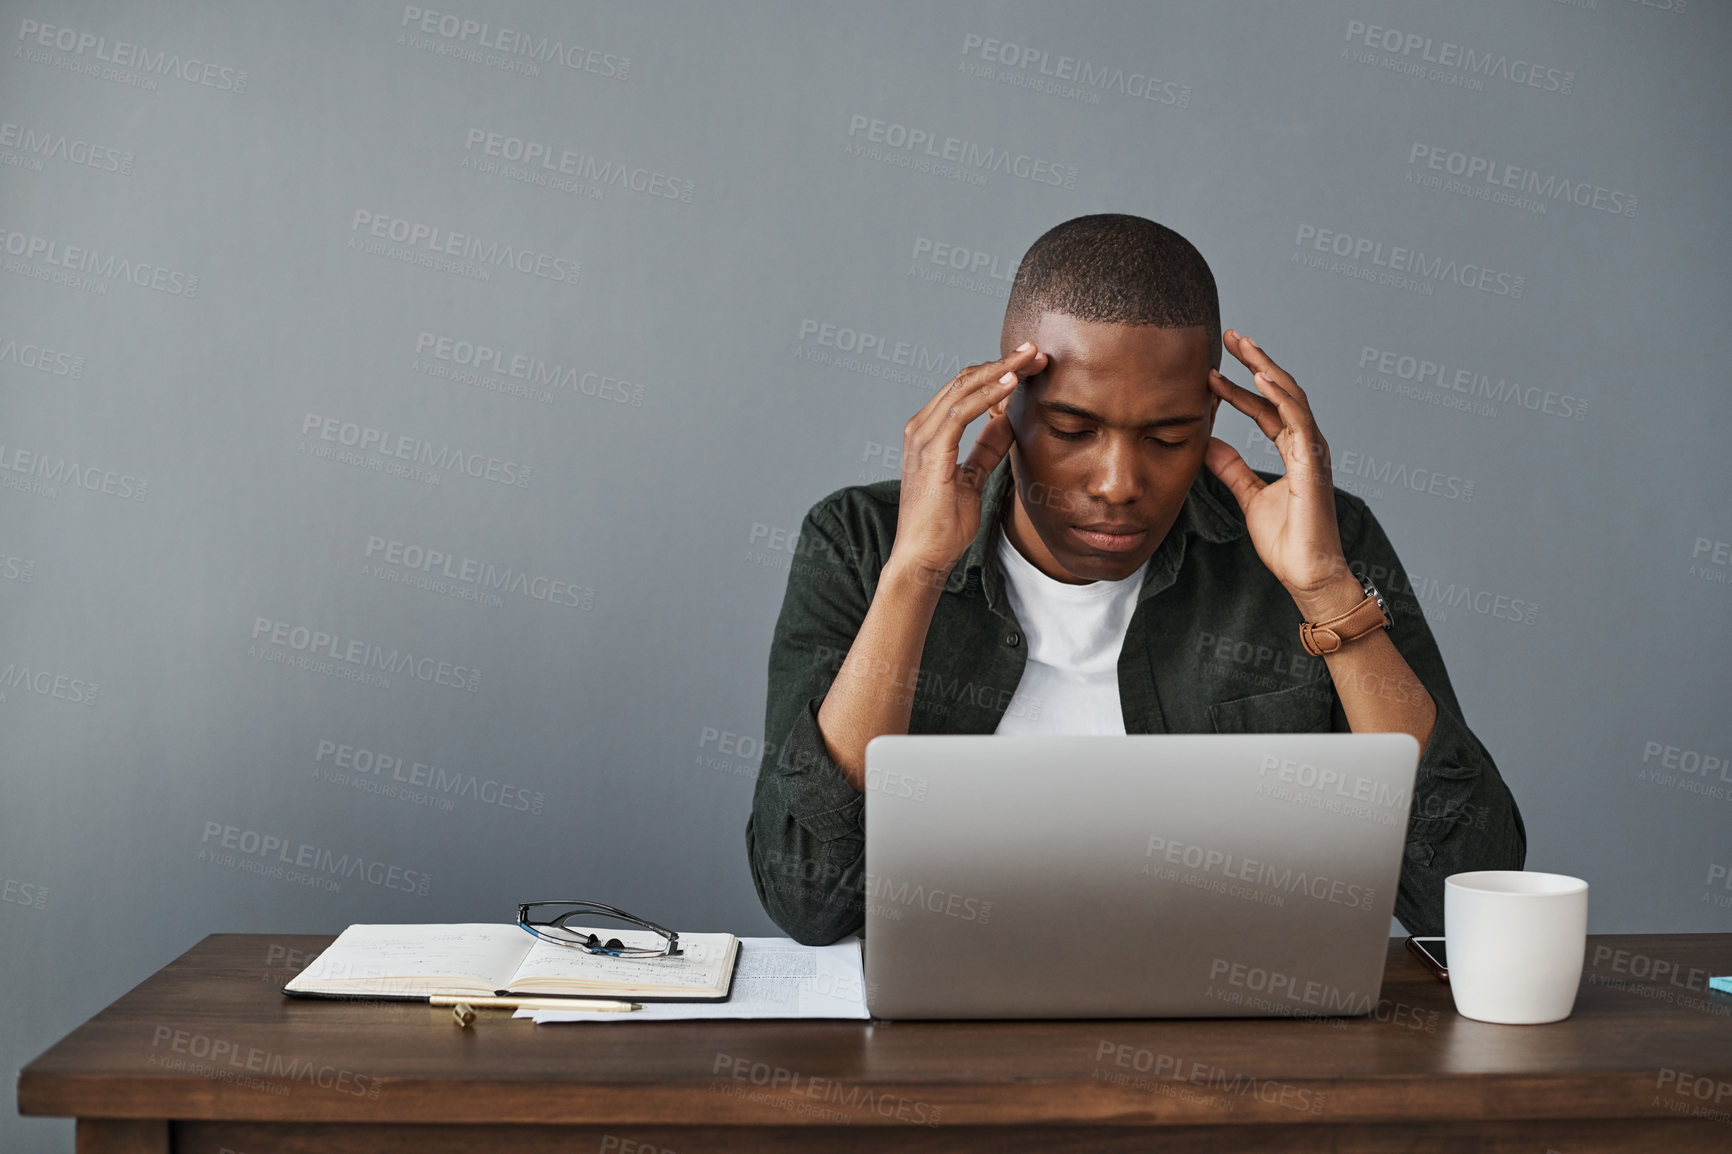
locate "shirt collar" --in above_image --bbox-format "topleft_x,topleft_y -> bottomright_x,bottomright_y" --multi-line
942,455 -> 1246,607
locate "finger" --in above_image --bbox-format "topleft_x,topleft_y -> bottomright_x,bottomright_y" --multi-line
1216,362 -> 1324,452
957,409 -> 1014,492
909,344 -> 1044,433
1253,376 -> 1330,481
1210,370 -> 1332,488
1208,369 -> 1285,443
1202,438 -> 1269,514
905,351 -> 1036,453
1242,367 -> 1332,481
1224,330 -> 1309,406
910,346 -> 1047,453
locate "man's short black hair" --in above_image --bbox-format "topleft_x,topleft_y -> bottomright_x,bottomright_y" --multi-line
1003,214 -> 1220,370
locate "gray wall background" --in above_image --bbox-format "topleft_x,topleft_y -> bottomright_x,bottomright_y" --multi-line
4,1 -> 1728,1147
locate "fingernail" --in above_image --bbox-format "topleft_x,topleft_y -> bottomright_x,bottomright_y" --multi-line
1243,336 -> 1259,348
1016,341 -> 1032,352
999,372 -> 1017,384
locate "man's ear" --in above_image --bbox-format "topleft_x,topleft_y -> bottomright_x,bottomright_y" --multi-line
1206,392 -> 1221,431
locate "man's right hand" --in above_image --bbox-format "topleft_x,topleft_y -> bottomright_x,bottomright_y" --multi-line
891,342 -> 1047,577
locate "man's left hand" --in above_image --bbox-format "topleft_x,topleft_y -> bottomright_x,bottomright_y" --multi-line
1204,329 -> 1363,622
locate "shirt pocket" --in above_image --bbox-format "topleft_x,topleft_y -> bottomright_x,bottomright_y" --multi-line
1207,677 -> 1336,734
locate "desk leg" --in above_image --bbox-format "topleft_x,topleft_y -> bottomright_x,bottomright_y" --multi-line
76,1118 -> 168,1154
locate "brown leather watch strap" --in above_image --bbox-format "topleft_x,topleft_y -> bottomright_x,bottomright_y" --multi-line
1299,591 -> 1390,656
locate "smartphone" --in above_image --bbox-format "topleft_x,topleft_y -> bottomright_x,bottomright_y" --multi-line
1405,936 -> 1448,983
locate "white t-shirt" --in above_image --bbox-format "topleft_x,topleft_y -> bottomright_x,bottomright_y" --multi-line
993,525 -> 1151,735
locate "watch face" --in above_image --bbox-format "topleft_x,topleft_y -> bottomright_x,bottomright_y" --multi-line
1359,573 -> 1394,628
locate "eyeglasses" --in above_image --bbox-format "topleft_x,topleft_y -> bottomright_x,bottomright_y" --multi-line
516,901 -> 683,958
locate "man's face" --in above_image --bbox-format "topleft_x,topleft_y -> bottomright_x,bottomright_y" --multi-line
991,312 -> 1218,584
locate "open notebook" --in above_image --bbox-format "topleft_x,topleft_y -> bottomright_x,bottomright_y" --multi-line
281,923 -> 740,1002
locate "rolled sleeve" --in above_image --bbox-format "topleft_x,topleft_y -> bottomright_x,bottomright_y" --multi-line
745,502 -> 874,945
1396,694 -> 1527,935
1340,498 -> 1528,937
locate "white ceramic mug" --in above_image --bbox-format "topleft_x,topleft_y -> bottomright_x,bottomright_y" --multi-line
1444,870 -> 1588,1025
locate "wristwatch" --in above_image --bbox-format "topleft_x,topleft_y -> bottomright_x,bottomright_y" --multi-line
1298,572 -> 1393,656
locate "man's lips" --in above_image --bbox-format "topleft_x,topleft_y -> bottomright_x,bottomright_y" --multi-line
1069,524 -> 1147,552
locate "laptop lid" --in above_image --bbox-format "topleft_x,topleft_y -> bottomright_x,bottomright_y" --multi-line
863,733 -> 1419,1019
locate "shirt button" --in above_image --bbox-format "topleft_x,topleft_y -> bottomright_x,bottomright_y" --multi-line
1006,632 -> 1020,646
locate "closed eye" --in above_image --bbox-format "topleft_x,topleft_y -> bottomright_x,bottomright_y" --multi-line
1049,426 -> 1190,449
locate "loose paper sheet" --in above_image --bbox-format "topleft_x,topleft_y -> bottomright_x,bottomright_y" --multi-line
519,937 -> 868,1022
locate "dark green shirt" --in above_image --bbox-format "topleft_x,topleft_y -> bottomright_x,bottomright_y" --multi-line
746,456 -> 1525,945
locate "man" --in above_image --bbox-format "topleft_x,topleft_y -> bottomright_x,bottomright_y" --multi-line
747,214 -> 1524,946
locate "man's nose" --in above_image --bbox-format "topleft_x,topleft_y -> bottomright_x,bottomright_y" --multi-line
1084,437 -> 1145,504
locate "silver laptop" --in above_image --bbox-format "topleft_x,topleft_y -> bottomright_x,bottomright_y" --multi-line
863,733 -> 1419,1019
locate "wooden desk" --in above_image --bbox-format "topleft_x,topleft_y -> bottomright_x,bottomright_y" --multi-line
17,932 -> 1732,1152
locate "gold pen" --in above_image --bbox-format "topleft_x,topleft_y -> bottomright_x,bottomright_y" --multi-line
429,995 -> 641,1012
